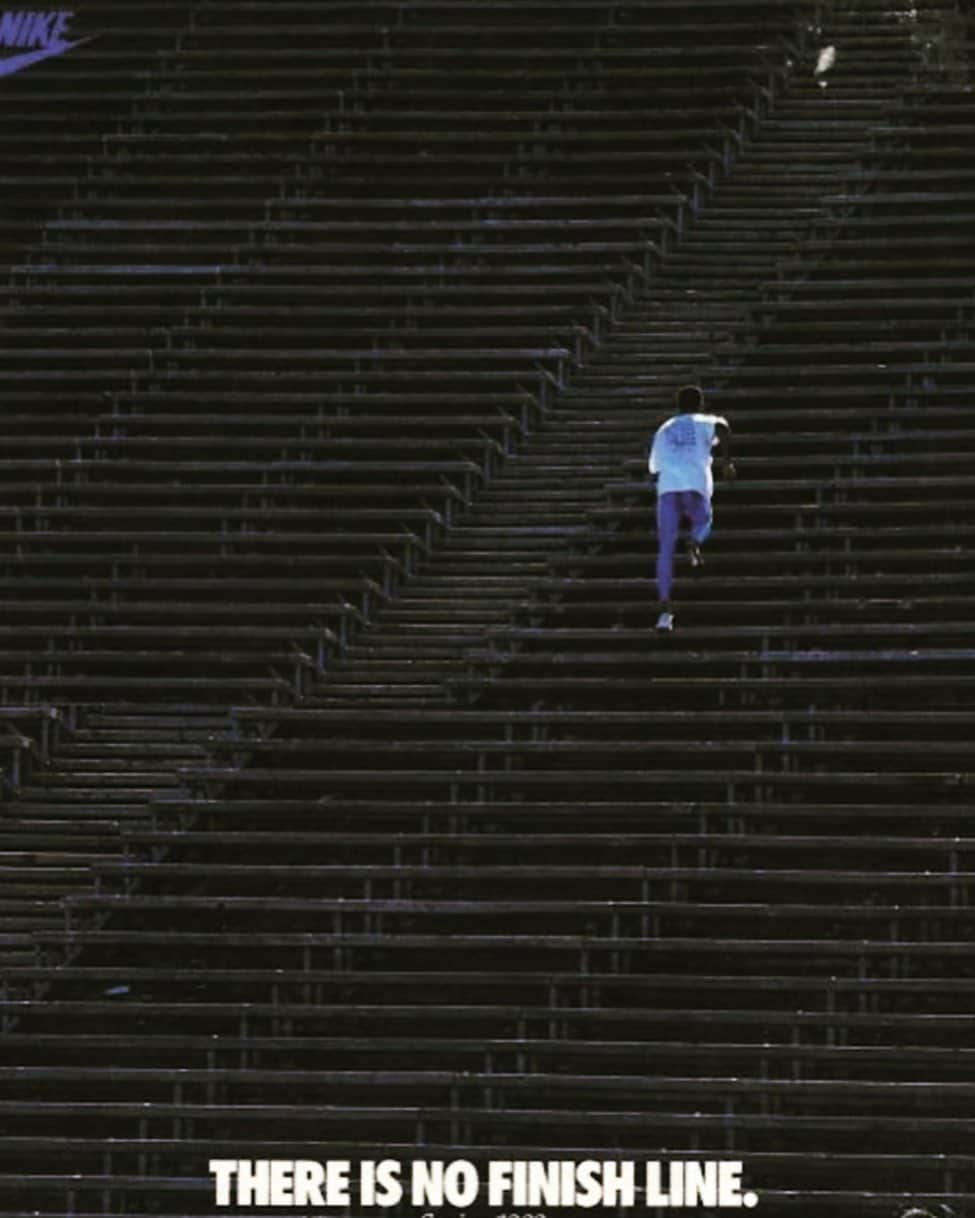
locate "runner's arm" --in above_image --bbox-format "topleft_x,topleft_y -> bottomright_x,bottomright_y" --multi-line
713,420 -> 736,479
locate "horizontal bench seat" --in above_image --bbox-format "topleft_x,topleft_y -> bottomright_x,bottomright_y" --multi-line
532,570 -> 975,598
176,765 -> 975,796
0,456 -> 483,477
605,366 -> 975,391
0,436 -> 505,464
328,104 -> 747,125
156,345 -> 571,366
146,796 -> 975,828
0,528 -> 444,568
8,476 -> 469,506
203,738 -> 975,764
365,64 -> 785,86
10,958 -> 975,998
9,281 -> 629,304
46,215 -> 675,239
42,196 -> 682,229
268,149 -> 710,174
271,192 -> 683,215
0,599 -> 359,625
0,506 -> 446,530
40,102 -> 727,128
5,1059 -> 975,1102
592,501 -> 975,526
309,128 -> 720,148
694,386 -> 975,407
90,412 -> 527,445
120,828 -> 975,865
5,1033 -> 974,1081
73,116 -> 705,146
547,548 -> 974,574
445,673 -> 975,707
0,675 -> 291,696
225,709 -> 974,742
0,571 -> 384,592
10,995 -> 975,1036
475,623 -> 975,651
100,389 -> 537,410
95,335 -> 575,362
16,262 -> 639,285
757,275 -> 975,298
89,860 -> 975,895
750,298 -> 975,321
605,475 -> 975,500
76,889 -> 957,920
230,705 -> 975,730
30,929 -> 975,984
0,645 -> 319,667
572,405 -> 975,431
21,238 -> 653,270
700,340 -> 975,363
32,237 -> 662,264
585,520 -> 975,546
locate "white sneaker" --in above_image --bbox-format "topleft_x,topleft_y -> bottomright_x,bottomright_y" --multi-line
655,611 -> 674,632
687,540 -> 703,568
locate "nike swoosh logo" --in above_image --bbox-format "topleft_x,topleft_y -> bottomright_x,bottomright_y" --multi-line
0,36 -> 91,78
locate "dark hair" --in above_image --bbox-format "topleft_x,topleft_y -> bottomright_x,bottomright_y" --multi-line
675,384 -> 704,413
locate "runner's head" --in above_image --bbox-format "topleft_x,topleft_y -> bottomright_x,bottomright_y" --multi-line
675,384 -> 704,414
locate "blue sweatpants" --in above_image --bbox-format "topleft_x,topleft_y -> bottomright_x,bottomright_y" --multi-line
656,490 -> 712,603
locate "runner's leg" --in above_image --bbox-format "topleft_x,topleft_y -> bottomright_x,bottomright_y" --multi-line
656,492 -> 680,604
685,491 -> 713,545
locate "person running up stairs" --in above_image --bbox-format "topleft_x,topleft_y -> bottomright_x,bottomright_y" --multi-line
649,384 -> 735,632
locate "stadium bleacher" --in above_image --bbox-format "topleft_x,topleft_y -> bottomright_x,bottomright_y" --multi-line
2,0 -> 975,1214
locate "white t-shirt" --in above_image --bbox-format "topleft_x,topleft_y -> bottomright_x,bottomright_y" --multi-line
649,412 -> 728,498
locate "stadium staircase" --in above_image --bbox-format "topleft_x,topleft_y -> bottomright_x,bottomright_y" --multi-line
2,1 -> 975,1216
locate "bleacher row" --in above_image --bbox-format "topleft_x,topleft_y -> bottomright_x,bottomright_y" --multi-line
2,0 -> 975,1215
